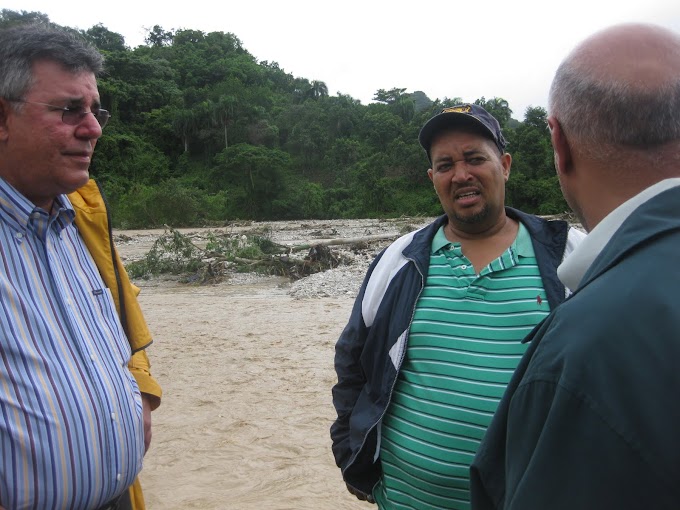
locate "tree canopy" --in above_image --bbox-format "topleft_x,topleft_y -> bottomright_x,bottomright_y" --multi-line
0,9 -> 568,227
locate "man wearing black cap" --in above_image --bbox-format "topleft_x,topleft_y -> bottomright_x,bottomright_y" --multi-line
331,104 -> 585,509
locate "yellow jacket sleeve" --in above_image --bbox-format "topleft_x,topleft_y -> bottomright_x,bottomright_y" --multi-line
128,349 -> 162,410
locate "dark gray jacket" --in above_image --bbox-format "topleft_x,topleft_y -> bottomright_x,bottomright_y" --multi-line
471,186 -> 680,510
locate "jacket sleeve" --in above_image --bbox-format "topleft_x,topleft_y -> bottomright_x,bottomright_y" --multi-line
330,266 -> 374,471
126,282 -> 162,410
128,349 -> 162,410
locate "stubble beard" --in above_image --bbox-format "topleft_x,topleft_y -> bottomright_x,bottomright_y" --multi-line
451,203 -> 491,226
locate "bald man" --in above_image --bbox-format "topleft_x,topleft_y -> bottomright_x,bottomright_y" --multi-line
470,23 -> 680,510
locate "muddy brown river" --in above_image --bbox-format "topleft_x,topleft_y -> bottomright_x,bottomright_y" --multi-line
134,269 -> 366,509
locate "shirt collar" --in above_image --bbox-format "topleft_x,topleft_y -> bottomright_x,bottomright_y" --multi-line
431,221 -> 530,256
558,178 -> 680,291
513,222 -> 533,257
431,225 -> 451,253
0,177 -> 75,231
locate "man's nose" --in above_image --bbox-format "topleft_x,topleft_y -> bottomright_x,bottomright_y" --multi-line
450,162 -> 472,182
74,112 -> 103,139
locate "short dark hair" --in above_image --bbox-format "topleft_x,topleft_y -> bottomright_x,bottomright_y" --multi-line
0,23 -> 104,101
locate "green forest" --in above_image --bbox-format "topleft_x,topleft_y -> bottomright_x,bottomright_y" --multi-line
2,9 -> 568,228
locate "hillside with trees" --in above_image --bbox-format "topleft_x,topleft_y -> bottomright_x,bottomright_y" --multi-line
1,9 -> 568,228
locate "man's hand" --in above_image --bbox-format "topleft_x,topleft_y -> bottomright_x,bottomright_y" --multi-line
142,393 -> 153,454
346,483 -> 375,504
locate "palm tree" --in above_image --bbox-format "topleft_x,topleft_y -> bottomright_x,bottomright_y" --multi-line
214,96 -> 237,149
475,97 -> 512,127
393,96 -> 415,122
171,108 -> 198,153
308,80 -> 329,100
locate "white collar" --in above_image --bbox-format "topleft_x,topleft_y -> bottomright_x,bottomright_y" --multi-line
558,178 -> 680,292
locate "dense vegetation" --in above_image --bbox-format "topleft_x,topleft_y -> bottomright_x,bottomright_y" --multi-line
2,9 -> 568,228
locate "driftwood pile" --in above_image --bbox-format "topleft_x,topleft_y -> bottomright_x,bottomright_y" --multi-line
124,226 -> 400,285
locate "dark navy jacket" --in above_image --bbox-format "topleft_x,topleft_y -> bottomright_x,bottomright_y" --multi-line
470,186 -> 680,510
331,208 -> 584,496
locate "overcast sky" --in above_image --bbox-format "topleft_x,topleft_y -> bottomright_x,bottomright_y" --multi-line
5,0 -> 680,120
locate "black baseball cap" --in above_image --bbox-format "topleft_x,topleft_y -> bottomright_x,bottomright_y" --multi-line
418,103 -> 507,159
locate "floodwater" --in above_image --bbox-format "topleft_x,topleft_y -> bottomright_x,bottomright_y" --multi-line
136,279 -> 367,509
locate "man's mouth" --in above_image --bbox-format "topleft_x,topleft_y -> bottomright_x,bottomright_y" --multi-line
456,190 -> 481,200
63,151 -> 92,161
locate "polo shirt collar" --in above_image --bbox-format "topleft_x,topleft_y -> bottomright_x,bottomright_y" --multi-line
513,222 -> 533,258
431,225 -> 451,253
431,220 -> 531,256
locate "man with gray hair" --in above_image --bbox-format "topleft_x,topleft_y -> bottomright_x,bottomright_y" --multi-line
0,24 -> 161,510
470,23 -> 680,510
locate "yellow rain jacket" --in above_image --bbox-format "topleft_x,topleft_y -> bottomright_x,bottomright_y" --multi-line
69,179 -> 162,510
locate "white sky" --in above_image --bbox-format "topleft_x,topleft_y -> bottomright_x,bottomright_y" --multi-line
5,0 -> 680,120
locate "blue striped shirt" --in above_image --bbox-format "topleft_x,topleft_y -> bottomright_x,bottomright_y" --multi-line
0,178 -> 144,510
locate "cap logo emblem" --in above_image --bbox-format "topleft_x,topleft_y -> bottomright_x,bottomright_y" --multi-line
441,105 -> 471,114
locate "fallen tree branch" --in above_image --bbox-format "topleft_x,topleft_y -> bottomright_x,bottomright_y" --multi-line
288,233 -> 397,252
233,256 -> 268,266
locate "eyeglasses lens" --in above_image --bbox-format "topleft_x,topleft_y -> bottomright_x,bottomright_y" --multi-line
61,108 -> 110,128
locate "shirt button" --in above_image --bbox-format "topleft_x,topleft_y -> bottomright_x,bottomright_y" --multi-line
461,265 -> 467,270
117,473 -> 121,481
90,353 -> 97,361
111,412 -> 116,421
15,232 -> 23,240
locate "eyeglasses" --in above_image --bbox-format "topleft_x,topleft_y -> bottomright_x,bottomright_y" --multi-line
9,99 -> 111,128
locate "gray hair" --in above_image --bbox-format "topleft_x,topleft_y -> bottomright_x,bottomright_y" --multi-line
0,24 -> 104,101
548,59 -> 680,150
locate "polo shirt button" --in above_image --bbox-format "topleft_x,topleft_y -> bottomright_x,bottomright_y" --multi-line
461,265 -> 467,270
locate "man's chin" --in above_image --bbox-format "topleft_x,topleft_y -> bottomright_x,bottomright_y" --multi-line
452,206 -> 490,226
62,172 -> 91,195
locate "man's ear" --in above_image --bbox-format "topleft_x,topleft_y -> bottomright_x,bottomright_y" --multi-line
500,152 -> 512,182
427,168 -> 434,183
547,116 -> 572,176
0,98 -> 11,141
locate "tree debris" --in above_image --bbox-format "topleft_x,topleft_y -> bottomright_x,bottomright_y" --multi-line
124,225 -> 393,284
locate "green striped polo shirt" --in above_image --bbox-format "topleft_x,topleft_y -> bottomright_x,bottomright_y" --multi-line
374,223 -> 551,510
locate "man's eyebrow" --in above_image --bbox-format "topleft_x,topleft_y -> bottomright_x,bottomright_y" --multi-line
59,97 -> 85,105
432,154 -> 453,164
433,148 -> 484,162
462,148 -> 485,156
62,97 -> 102,108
